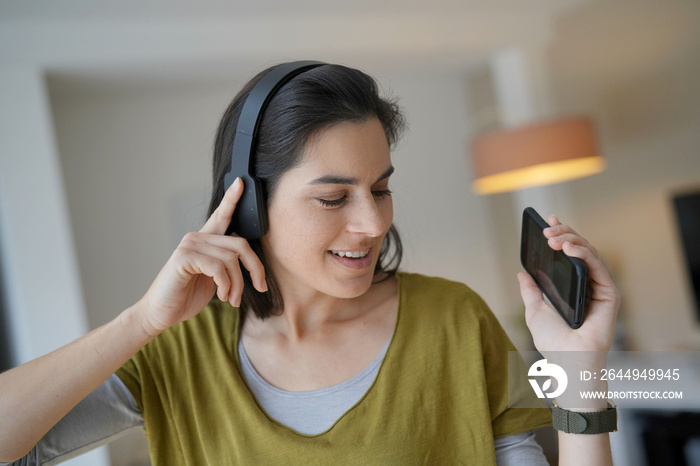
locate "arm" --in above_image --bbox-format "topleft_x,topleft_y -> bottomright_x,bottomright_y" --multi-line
553,361 -> 613,466
0,178 -> 266,462
1,374 -> 144,466
0,303 -> 153,461
517,215 -> 620,466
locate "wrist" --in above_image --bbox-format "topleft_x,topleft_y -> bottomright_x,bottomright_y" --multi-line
121,300 -> 163,342
555,379 -> 609,411
544,350 -> 609,410
552,399 -> 618,434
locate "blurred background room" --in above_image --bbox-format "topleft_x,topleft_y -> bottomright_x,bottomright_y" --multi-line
1,0 -> 699,464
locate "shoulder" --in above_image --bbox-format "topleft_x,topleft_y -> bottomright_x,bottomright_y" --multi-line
397,271 -> 493,317
140,298 -> 238,358
397,271 -> 478,296
396,271 -> 506,339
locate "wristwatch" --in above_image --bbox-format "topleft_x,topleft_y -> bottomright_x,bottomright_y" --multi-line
551,399 -> 618,434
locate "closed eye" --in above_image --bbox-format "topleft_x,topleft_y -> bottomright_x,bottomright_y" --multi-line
318,197 -> 346,208
372,189 -> 392,199
317,189 -> 392,208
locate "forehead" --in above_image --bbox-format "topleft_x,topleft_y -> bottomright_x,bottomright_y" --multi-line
296,118 -> 391,177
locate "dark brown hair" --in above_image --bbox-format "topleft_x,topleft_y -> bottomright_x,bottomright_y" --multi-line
208,63 -> 405,319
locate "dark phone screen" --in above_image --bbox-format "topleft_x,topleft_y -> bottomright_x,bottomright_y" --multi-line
521,210 -> 584,326
672,191 -> 700,321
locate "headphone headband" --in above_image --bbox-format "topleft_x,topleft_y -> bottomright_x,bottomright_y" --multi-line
224,60 -> 326,239
230,60 -> 325,174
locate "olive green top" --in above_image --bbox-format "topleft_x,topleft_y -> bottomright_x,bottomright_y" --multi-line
117,272 -> 552,465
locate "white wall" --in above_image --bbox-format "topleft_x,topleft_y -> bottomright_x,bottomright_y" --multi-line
382,66 -> 510,315
0,68 -> 87,362
49,77 -> 226,329
546,0 -> 700,350
0,67 -> 109,466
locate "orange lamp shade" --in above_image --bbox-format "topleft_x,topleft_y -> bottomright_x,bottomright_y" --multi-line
471,117 -> 605,194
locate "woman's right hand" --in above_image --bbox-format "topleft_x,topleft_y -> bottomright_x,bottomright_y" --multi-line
138,177 -> 268,336
0,177 -> 268,462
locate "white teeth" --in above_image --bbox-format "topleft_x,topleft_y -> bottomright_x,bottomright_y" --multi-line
331,249 -> 370,258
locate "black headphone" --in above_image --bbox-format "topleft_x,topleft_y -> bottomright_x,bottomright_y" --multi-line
223,60 -> 326,239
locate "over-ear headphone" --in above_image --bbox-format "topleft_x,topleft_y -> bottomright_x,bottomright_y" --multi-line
223,60 -> 326,239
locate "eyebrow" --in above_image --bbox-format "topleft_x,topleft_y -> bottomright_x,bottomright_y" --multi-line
309,165 -> 395,186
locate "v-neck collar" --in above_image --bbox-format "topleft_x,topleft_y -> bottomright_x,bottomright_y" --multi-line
230,272 -> 404,438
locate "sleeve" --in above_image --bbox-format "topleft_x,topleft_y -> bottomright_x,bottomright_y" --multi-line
494,431 -> 550,466
472,292 -> 553,438
115,354 -> 144,415
1,374 -> 144,466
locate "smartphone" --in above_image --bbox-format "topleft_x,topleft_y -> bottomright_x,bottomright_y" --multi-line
520,207 -> 587,329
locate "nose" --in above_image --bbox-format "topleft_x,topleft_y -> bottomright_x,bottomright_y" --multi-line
346,194 -> 390,237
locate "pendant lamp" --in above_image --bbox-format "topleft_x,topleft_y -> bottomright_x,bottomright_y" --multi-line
471,117 -> 605,194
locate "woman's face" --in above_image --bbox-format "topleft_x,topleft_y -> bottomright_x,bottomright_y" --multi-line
261,117 -> 394,301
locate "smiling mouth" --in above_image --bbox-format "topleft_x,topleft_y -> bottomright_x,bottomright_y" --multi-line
329,249 -> 371,258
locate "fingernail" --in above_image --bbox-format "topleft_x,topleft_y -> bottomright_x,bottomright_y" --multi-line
260,278 -> 268,293
233,177 -> 241,188
233,295 -> 241,308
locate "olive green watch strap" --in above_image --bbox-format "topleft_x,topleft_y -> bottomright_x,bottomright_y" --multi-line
551,400 -> 617,434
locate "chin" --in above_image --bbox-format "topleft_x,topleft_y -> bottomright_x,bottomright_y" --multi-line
326,272 -> 376,299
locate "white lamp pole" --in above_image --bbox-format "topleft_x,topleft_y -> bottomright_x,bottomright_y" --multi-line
490,45 -> 564,221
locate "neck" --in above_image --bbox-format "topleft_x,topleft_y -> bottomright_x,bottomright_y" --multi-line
244,274 -> 394,343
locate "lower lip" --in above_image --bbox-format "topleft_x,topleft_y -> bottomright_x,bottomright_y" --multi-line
328,248 -> 374,269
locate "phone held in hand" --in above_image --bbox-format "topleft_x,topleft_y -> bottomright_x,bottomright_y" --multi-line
520,207 -> 587,329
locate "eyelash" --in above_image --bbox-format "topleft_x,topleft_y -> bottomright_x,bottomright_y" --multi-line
318,189 -> 392,208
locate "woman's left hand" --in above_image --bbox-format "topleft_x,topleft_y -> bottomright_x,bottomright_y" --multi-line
518,215 -> 620,354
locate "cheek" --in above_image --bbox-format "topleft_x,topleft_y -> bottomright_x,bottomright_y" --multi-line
299,210 -> 345,249
379,198 -> 394,232
266,202 -> 342,254
385,199 -> 394,223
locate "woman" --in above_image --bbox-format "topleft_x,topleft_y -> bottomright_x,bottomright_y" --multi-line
0,63 -> 619,465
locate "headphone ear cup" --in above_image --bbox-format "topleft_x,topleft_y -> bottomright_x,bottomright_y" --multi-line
225,173 -> 268,239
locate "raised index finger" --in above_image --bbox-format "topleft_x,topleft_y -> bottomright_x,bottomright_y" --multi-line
200,177 -> 243,235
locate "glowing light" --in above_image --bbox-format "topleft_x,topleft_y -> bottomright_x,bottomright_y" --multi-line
471,117 -> 604,194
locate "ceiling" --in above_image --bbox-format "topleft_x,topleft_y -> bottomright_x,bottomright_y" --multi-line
0,0 -> 589,21
0,0 -> 595,87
